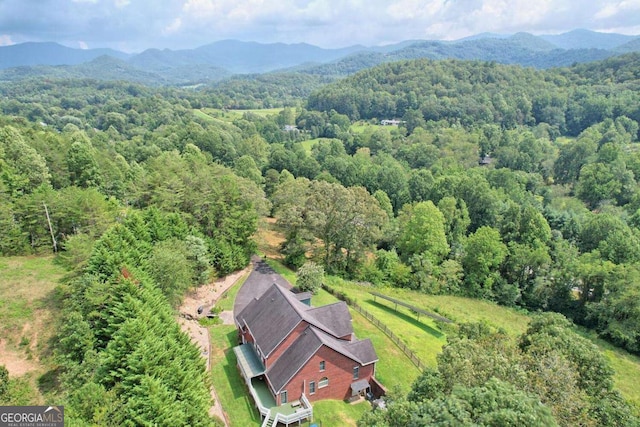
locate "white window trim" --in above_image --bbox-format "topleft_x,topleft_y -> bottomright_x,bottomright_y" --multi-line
318,377 -> 329,388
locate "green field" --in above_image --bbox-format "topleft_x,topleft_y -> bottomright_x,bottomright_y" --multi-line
0,256 -> 66,405
322,275 -> 640,412
349,121 -> 388,134
197,108 -> 284,123
300,138 -> 323,153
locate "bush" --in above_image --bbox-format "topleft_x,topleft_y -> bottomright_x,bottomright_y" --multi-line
296,261 -> 324,294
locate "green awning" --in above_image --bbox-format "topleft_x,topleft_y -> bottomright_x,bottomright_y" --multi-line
234,344 -> 266,379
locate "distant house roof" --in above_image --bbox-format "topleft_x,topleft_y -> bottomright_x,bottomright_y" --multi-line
479,155 -> 493,165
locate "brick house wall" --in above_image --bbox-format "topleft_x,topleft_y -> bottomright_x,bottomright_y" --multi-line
275,345 -> 375,405
266,321 -> 309,369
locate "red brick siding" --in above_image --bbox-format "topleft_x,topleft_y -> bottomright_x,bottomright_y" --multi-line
265,321 -> 308,369
276,345 -> 375,404
240,327 -> 255,345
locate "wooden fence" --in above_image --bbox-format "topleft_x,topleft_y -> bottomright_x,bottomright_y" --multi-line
322,284 -> 427,372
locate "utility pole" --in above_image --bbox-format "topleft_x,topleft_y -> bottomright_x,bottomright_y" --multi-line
43,202 -> 57,253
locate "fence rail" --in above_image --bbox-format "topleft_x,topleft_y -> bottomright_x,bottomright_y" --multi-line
322,284 -> 427,372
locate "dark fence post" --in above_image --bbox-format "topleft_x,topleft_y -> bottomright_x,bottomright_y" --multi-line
323,283 -> 426,372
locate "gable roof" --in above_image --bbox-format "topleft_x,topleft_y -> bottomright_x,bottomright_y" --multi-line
312,326 -> 378,367
237,284 -> 304,357
267,325 -> 378,393
267,326 -> 323,393
306,302 -> 353,338
236,279 -> 354,357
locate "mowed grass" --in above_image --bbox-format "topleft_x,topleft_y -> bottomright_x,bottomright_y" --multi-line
198,108 -> 284,123
209,324 -> 262,427
0,256 -> 66,405
323,276 -> 640,412
350,121 -> 388,134
0,256 -> 65,347
576,328 -> 640,410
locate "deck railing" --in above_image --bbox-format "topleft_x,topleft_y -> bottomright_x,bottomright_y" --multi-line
274,394 -> 313,425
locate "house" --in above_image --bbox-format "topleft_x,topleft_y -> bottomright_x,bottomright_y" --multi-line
233,258 -> 379,425
380,119 -> 403,126
479,154 -> 493,166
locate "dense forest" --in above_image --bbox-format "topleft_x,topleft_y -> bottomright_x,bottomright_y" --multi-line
1,52 -> 640,425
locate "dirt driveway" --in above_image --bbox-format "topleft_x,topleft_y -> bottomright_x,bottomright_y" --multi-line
177,267 -> 250,425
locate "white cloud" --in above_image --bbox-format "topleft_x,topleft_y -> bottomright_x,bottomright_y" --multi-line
78,40 -> 89,49
0,34 -> 14,46
596,0 -> 640,19
164,17 -> 182,35
1,0 -> 639,51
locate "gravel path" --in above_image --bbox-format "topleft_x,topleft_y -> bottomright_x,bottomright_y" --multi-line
177,267 -> 251,426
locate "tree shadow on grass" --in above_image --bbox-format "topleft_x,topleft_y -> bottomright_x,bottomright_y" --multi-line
365,299 -> 445,339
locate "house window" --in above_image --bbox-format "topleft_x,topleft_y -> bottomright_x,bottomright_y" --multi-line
309,381 -> 316,395
353,366 -> 359,380
319,361 -> 325,372
281,390 -> 288,404
318,377 -> 329,388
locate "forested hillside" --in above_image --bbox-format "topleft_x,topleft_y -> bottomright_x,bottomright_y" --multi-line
1,52 -> 640,425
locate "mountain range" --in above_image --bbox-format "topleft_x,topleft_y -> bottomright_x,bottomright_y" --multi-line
0,29 -> 638,85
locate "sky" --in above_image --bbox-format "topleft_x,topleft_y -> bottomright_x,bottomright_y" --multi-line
0,0 -> 639,52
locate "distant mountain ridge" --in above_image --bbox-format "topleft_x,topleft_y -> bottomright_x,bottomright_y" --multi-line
0,29 -> 638,85
0,42 -> 130,69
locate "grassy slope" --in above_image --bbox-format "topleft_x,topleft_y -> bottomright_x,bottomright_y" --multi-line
0,256 -> 66,405
198,108 -> 284,123
322,276 -> 640,411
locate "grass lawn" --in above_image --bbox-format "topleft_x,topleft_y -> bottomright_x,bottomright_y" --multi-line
209,325 -> 262,427
0,255 -> 66,404
323,276 -> 640,412
299,138 -> 325,154
576,328 -> 640,410
198,108 -> 284,123
349,121 -> 387,134
325,276 -> 531,337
